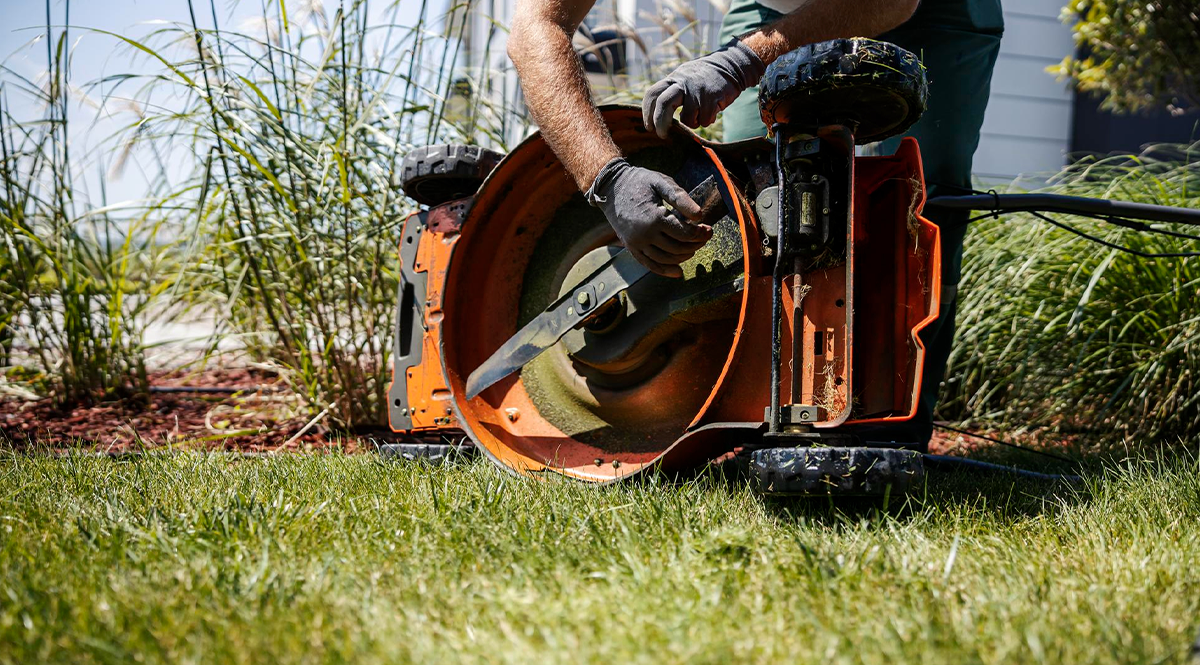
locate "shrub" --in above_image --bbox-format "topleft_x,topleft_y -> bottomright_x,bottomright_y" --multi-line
943,143 -> 1200,443
0,10 -> 161,404
113,0 -> 507,427
1052,0 -> 1200,115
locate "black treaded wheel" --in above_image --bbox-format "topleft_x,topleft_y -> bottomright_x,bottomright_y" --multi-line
750,446 -> 925,496
400,144 -> 504,206
758,38 -> 928,144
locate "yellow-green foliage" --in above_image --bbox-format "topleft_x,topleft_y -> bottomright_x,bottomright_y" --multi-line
1052,0 -> 1200,114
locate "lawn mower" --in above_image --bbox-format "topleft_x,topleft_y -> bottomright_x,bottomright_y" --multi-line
386,39 -> 1200,495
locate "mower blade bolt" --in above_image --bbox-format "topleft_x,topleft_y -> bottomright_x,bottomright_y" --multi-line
505,408 -> 520,422
577,291 -> 591,308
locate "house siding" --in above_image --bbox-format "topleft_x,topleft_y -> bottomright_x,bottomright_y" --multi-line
974,3 -> 1076,181
461,0 -> 1078,182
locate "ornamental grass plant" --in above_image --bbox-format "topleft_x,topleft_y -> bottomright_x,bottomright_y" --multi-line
943,143 -> 1200,444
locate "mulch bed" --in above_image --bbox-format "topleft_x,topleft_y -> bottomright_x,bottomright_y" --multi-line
0,367 -> 404,453
2,366 -> 1082,463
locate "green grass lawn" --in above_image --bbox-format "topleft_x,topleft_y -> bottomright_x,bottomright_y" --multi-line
1,452 -> 1198,664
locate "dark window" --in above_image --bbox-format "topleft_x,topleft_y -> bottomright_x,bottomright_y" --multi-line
577,23 -> 628,75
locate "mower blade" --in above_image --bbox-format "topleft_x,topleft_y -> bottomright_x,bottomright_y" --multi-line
464,176 -> 726,399
465,250 -> 650,398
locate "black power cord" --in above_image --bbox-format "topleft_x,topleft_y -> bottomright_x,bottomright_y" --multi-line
926,186 -> 1200,258
933,422 -> 1077,465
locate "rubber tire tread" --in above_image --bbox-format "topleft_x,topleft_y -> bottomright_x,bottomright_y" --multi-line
400,144 -> 504,206
758,38 -> 928,144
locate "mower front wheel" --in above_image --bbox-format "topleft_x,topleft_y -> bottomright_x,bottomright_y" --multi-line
750,446 -> 925,496
757,38 -> 928,144
400,144 -> 504,207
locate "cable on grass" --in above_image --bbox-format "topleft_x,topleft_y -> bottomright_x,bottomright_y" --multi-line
922,454 -> 1082,483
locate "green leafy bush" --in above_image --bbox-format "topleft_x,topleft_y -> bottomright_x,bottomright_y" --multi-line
1053,0 -> 1200,114
943,143 -> 1200,443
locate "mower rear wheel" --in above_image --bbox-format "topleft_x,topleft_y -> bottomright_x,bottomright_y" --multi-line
400,144 -> 503,207
751,446 -> 925,496
758,38 -> 928,144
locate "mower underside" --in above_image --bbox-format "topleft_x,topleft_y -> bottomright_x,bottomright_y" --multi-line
388,106 -> 939,489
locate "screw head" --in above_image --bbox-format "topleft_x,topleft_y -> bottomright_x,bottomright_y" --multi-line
505,408 -> 520,422
577,291 -> 591,307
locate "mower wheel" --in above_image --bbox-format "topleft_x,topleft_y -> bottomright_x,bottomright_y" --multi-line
758,38 -> 928,144
750,446 -> 925,496
378,441 -> 476,463
400,144 -> 504,206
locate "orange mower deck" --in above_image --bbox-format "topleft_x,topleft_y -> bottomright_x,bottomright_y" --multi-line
389,107 -> 939,483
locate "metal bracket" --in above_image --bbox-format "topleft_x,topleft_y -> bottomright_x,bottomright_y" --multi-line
426,196 -> 473,233
764,404 -> 820,426
755,185 -> 779,237
388,211 -> 429,432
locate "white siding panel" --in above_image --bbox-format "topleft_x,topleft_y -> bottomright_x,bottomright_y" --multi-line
1002,0 -> 1067,20
972,5 -> 1076,180
998,14 -> 1076,60
981,95 -> 1073,141
990,53 -> 1073,101
974,134 -> 1067,179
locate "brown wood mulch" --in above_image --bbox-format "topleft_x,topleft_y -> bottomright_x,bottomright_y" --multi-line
0,367 -> 401,454
2,366 -> 1080,462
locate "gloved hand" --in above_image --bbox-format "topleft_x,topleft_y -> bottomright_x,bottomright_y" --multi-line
642,39 -> 766,139
585,157 -> 712,278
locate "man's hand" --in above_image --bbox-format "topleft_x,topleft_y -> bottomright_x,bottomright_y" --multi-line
641,40 -> 766,139
586,158 -> 712,278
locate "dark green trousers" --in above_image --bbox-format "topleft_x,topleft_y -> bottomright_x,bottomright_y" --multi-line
719,0 -> 1003,445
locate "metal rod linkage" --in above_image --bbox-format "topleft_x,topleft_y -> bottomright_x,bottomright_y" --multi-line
790,257 -> 803,403
769,124 -> 789,433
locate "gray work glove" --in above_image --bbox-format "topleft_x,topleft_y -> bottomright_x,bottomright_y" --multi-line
585,157 -> 712,278
642,39 -> 766,139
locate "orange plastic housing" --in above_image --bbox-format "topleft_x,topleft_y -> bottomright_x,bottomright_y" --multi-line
391,107 -> 939,482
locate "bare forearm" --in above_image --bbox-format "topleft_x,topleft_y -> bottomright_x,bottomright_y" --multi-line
509,3 -> 618,191
740,0 -> 921,65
